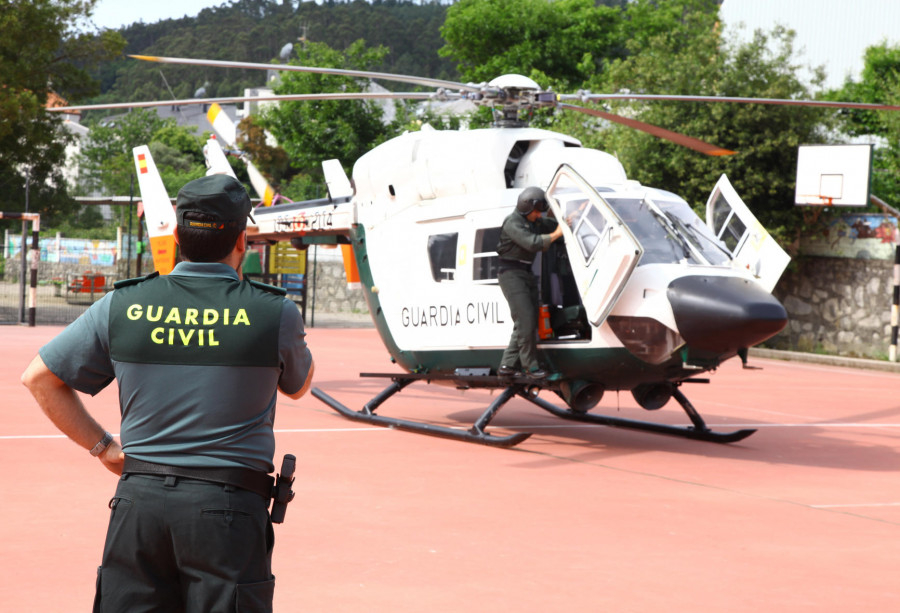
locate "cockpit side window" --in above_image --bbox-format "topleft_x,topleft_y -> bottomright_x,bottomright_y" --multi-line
427,233 -> 458,282
710,193 -> 747,251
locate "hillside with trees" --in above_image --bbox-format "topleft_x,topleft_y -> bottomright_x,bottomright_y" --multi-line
89,0 -> 457,108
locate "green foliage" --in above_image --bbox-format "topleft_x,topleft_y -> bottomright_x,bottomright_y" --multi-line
43,206 -> 119,240
280,173 -> 326,202
149,141 -> 207,193
80,109 -> 171,195
440,0 -> 624,89
237,116 -> 291,188
827,44 -> 900,137
0,0 -> 124,232
260,40 -> 394,180
827,43 -> 900,207
78,109 -> 206,227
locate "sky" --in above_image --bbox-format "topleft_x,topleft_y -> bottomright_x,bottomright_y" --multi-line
720,0 -> 900,91
90,0 -> 232,30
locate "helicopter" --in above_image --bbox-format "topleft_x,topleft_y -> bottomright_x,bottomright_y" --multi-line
50,54 -> 900,448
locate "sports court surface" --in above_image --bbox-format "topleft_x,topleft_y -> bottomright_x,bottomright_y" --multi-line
3,324 -> 899,612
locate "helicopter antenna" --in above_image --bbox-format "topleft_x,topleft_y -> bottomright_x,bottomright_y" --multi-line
157,69 -> 189,123
299,22 -> 308,50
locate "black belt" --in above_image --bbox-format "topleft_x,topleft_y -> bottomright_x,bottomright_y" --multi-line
497,258 -> 533,273
123,456 -> 274,499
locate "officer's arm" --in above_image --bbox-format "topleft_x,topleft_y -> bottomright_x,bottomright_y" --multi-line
506,217 -> 550,252
21,354 -> 124,475
280,359 -> 315,400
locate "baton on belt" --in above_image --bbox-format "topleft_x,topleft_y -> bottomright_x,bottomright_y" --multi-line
270,454 -> 296,524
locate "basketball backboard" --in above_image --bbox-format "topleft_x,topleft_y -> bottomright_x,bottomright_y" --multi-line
795,144 -> 873,206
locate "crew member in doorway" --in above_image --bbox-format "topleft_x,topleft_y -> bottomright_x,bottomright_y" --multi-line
21,174 -> 314,613
497,186 -> 563,379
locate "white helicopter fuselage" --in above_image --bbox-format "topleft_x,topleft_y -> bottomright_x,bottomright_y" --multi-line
251,126 -> 788,399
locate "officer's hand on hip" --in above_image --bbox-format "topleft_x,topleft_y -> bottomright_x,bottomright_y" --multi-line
99,440 -> 125,476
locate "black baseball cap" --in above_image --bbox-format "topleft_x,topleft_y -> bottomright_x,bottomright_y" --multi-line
175,174 -> 254,231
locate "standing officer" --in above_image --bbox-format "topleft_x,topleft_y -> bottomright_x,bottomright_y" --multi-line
497,186 -> 563,379
21,174 -> 314,613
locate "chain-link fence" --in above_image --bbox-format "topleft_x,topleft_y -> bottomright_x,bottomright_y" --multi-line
1,232 -> 148,326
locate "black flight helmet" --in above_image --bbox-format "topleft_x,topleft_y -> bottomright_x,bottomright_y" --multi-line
516,186 -> 548,216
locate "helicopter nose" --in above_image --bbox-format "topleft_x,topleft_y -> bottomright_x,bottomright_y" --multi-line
667,275 -> 787,353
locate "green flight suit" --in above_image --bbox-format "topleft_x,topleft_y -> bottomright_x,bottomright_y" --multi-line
497,211 -> 558,372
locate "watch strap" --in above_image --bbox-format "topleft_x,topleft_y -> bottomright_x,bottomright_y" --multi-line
90,431 -> 114,457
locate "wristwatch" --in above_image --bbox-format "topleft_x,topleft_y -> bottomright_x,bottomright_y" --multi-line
90,431 -> 114,457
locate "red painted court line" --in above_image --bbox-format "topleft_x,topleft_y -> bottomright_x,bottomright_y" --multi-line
3,325 -> 900,611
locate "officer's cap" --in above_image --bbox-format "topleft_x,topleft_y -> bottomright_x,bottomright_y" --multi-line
176,174 -> 254,231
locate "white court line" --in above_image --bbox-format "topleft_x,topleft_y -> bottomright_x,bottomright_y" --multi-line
724,423 -> 900,428
811,502 -> 900,509
0,434 -> 68,440
5,422 -> 900,440
0,428 -> 386,440
275,427 -> 387,433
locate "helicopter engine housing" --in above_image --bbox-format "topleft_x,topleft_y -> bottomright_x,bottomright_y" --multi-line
632,382 -> 675,411
560,380 -> 605,413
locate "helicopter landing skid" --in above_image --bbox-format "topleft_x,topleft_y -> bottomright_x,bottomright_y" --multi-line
312,374 -> 755,447
311,374 -> 533,448
522,387 -> 756,444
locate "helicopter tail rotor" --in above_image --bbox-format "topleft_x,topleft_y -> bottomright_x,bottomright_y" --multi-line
207,103 -> 280,206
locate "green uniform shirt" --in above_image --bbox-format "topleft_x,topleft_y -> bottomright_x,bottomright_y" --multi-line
39,262 -> 313,473
497,211 -> 559,263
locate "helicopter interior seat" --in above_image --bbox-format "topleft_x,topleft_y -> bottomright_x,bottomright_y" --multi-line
542,243 -> 590,340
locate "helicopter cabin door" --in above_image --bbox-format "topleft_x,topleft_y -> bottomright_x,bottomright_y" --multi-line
546,165 -> 643,327
705,174 -> 790,293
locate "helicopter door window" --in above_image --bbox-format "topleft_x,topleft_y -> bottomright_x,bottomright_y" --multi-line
572,204 -> 607,262
427,232 -> 458,282
710,193 -> 747,251
473,227 -> 502,284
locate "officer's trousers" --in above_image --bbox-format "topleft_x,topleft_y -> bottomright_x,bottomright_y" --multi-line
499,268 -> 540,372
93,474 -> 274,613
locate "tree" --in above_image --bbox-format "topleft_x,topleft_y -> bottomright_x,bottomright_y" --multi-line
827,43 -> 900,207
79,109 -> 207,221
0,0 -> 124,229
260,40 -> 395,194
237,116 -> 291,189
439,0 -> 624,90
581,3 -> 832,246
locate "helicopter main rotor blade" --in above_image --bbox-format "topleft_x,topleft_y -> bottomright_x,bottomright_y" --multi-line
47,91 -> 440,113
130,54 -> 481,93
569,93 -> 900,112
558,102 -> 736,157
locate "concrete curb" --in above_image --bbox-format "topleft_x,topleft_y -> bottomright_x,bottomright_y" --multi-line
750,347 -> 900,374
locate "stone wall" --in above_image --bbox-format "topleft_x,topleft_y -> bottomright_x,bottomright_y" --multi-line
771,257 -> 894,359
305,259 -> 368,315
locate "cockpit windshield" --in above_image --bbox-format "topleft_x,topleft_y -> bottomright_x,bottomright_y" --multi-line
602,197 -> 730,266
603,198 -> 695,265
654,199 -> 731,265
